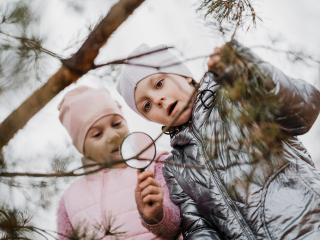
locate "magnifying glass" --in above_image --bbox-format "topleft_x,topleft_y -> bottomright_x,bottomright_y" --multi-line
120,132 -> 157,171
120,132 -> 157,206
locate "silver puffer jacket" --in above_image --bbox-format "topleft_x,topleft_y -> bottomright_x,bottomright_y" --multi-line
163,46 -> 320,240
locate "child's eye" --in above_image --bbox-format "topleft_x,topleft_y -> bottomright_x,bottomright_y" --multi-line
93,132 -> 102,138
143,101 -> 151,112
113,121 -> 121,127
156,79 -> 163,89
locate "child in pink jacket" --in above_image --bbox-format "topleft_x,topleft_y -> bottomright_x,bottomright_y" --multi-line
56,86 -> 181,240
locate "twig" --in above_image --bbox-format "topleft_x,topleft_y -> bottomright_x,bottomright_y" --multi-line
94,52 -> 219,71
250,45 -> 320,65
93,46 -> 174,69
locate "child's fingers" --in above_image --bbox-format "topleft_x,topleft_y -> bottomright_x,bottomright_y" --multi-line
137,170 -> 154,183
139,177 -> 161,191
214,47 -> 221,54
208,46 -> 227,75
136,170 -> 142,192
207,59 -> 215,68
142,193 -> 163,205
137,170 -> 154,191
141,185 -> 163,199
209,45 -> 224,63
208,54 -> 221,68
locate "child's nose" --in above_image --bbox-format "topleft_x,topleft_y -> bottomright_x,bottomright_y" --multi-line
106,131 -> 120,143
155,96 -> 165,107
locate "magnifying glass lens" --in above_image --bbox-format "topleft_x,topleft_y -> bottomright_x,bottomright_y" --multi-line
120,132 -> 156,170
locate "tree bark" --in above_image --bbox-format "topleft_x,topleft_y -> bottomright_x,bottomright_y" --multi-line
0,0 -> 145,151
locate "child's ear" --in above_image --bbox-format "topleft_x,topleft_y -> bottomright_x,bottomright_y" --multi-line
186,77 -> 192,83
185,77 -> 194,86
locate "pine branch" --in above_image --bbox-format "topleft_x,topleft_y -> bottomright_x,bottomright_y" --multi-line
197,0 -> 261,39
0,31 -> 64,60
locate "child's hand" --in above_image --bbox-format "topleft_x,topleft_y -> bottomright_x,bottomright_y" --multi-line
207,45 -> 227,76
135,170 -> 164,224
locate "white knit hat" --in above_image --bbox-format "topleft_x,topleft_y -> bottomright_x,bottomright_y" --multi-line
116,44 -> 194,120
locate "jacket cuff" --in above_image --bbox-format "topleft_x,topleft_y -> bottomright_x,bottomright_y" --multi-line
140,207 -> 165,227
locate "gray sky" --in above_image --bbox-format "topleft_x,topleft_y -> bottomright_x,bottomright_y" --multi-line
1,0 -> 320,238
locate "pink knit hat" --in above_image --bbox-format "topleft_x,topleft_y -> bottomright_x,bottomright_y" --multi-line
116,44 -> 194,120
58,86 -> 123,154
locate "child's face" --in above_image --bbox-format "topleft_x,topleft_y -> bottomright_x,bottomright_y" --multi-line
135,73 -> 195,126
84,114 -> 129,167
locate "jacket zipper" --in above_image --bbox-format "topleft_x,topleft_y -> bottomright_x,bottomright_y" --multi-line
191,121 -> 256,240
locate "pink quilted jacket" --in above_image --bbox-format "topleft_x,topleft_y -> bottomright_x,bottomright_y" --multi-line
57,154 -> 182,240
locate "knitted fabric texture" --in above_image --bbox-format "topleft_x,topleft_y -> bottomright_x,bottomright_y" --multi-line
58,86 -> 123,154
140,155 -> 182,239
116,44 -> 194,120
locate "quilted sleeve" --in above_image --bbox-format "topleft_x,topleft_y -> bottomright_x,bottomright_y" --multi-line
217,41 -> 320,135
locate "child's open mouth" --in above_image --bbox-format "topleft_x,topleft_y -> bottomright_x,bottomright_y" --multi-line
111,148 -> 119,154
167,101 -> 178,116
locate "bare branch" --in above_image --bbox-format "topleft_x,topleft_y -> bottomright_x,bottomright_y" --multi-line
93,46 -> 174,69
0,0 -> 145,151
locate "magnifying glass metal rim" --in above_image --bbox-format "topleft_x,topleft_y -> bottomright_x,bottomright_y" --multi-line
120,132 -> 157,171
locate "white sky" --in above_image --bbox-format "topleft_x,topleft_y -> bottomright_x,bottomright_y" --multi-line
1,0 -> 320,238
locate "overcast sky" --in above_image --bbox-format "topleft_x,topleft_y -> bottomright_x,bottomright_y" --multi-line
1,0 -> 320,238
